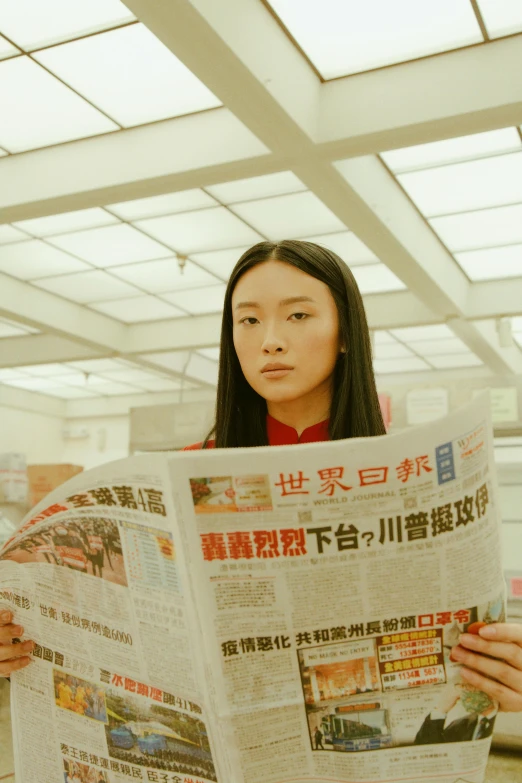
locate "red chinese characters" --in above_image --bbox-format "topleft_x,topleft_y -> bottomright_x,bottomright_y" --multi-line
200,528 -> 307,561
396,455 -> 433,483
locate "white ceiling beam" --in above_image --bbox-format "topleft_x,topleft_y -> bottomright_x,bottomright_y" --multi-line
0,109 -> 270,223
318,34 -> 522,158
65,386 -> 216,419
126,313 -> 223,355
467,279 -> 522,320
0,335 -> 104,368
0,273 -> 126,353
466,319 -> 522,375
0,383 -> 65,418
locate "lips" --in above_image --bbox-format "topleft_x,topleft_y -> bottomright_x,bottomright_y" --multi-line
261,363 -> 293,373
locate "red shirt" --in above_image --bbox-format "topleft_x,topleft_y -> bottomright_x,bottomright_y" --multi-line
184,415 -> 330,449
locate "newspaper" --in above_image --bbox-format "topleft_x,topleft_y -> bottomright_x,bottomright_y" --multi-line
0,394 -> 505,783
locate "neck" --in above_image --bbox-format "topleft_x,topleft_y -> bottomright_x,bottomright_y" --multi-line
267,384 -> 332,437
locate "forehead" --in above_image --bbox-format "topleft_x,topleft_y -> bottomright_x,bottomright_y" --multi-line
232,260 -> 329,302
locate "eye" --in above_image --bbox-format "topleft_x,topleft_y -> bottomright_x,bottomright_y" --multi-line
290,312 -> 309,321
239,316 -> 259,325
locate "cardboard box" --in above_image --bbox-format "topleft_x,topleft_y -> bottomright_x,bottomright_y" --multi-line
0,453 -> 28,504
27,464 -> 83,508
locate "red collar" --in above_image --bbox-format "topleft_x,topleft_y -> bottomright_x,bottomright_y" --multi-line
266,414 -> 330,445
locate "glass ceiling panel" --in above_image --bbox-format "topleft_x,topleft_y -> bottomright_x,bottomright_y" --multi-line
267,0 -> 481,79
397,152 -> 522,216
189,247 -> 250,281
20,363 -> 81,377
374,342 -> 414,360
430,204 -> 522,252
454,244 -> 522,281
47,224 -> 173,267
351,264 -> 406,294
206,172 -> 307,204
14,208 -> 119,237
303,231 -> 378,266
136,207 -> 262,254
0,56 -> 117,152
67,358 -> 131,373
406,337 -> 470,356
0,0 -> 135,50
162,284 -> 226,315
373,356 -> 431,374
0,240 -> 89,279
198,348 -> 220,362
382,129 -> 521,173
185,353 -> 219,385
107,190 -> 217,221
0,225 -> 29,244
91,295 -> 185,323
34,270 -> 140,303
34,24 -> 221,127
477,0 -> 522,38
390,324 -> 455,341
110,258 -> 219,293
142,351 -> 191,375
429,353 -> 483,369
230,192 -> 345,240
0,35 -> 20,60
98,368 -> 167,384
373,330 -> 397,345
0,321 -> 33,338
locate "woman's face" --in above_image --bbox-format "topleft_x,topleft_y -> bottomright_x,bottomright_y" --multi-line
232,260 -> 342,408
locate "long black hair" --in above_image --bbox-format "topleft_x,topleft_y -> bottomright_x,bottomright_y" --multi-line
208,239 -> 385,447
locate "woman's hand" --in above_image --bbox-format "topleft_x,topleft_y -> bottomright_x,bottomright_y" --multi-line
0,610 -> 34,677
451,623 -> 522,712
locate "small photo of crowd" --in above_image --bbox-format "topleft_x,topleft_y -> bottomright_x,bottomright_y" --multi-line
54,670 -> 108,723
63,758 -> 109,783
104,687 -> 217,781
1,516 -> 127,586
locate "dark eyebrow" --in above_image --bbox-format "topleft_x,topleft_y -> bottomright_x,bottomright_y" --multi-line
234,295 -> 316,311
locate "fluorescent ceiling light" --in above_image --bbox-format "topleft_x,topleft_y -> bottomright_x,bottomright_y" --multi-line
34,270 -> 140,303
107,190 -> 217,221
162,284 -> 227,315
230,192 -> 345,239
267,0 -> 481,78
110,258 -> 218,293
48,224 -> 173,268
397,152 -> 522,216
0,56 -> 117,153
455,244 -> 522,281
0,240 -> 89,279
91,296 -> 185,323
382,129 -> 521,173
0,0 -> 135,50
430,204 -> 522,252
14,208 -> 119,237
302,231 -> 378,266
206,172 -> 307,204
34,24 -> 221,127
477,0 -> 522,38
351,264 -> 406,294
136,207 -> 261,254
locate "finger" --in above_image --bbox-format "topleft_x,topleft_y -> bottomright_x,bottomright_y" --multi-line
460,666 -> 522,712
0,641 -> 34,662
451,644 -> 522,694
479,623 -> 522,645
0,624 -> 24,644
0,656 -> 32,677
459,633 -> 522,670
0,610 -> 12,625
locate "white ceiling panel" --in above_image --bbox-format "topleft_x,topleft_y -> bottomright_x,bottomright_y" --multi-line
110,258 -> 218,293
397,152 -> 522,216
477,0 -> 522,38
142,351 -> 191,374
0,56 -> 117,152
20,363 -> 80,377
189,247 -> 249,280
455,244 -> 522,281
406,337 -> 470,356
34,24 -> 221,127
267,0 -> 481,79
66,358 -> 130,373
134,377 -> 182,392
0,225 -> 30,245
373,356 -> 432,374
0,367 -> 30,379
45,386 -> 100,399
87,381 -> 142,396
230,192 -> 345,239
0,240 -> 89,279
198,347 -> 220,361
14,208 -> 119,237
0,35 -> 20,60
107,189 -> 217,221
163,284 -> 226,315
34,270 -> 140,303
185,353 -> 219,385
305,231 -> 379,265
430,203 -> 522,252
351,263 -> 406,294
98,368 -> 165,384
429,353 -> 483,369
3,377 -> 64,391
0,0 -> 135,51
0,322 -> 32,338
391,324 -> 455,341
382,128 -> 521,173
91,295 -> 185,323
47,224 -> 173,268
373,331 -> 397,345
206,171 -> 307,204
374,342 -> 414,360
136,207 -> 261,254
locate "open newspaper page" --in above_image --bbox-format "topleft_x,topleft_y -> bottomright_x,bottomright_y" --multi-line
0,456 -> 228,783
174,394 -> 505,783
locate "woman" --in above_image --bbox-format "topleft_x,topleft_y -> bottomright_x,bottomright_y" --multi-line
1,240 -> 522,712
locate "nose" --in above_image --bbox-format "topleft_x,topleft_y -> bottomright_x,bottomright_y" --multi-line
261,325 -> 286,355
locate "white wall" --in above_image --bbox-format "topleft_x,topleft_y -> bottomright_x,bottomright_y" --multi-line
61,416 -> 130,470
0,405 -> 64,463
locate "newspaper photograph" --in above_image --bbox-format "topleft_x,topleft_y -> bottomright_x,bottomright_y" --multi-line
0,394 -> 505,783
